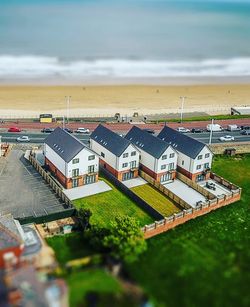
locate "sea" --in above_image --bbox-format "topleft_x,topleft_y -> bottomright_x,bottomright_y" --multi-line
0,0 -> 250,83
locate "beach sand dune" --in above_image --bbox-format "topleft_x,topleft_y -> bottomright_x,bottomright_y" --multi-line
0,84 -> 249,118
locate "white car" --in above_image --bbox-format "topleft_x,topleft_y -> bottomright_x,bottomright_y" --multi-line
16,136 -> 30,142
219,135 -> 235,142
176,127 -> 190,133
75,127 -> 90,134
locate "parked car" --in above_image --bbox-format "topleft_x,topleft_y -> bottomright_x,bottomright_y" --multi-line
226,124 -> 241,131
191,128 -> 203,133
219,135 -> 235,142
207,124 -> 223,132
142,128 -> 155,134
241,130 -> 250,135
63,128 -> 73,133
241,125 -> 250,130
41,128 -> 54,133
176,127 -> 190,133
75,127 -> 90,134
16,136 -> 30,142
8,127 -> 21,132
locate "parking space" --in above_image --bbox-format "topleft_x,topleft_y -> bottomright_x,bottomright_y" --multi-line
0,150 -> 66,219
164,179 -> 207,208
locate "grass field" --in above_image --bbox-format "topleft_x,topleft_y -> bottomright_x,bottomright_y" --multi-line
125,155 -> 250,307
73,178 -> 154,228
67,269 -> 122,307
46,233 -> 94,265
131,184 -> 180,217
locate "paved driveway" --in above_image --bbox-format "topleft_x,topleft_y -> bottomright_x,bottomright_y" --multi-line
0,150 -> 66,219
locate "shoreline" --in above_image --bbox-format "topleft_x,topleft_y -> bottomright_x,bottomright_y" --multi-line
0,83 -> 249,118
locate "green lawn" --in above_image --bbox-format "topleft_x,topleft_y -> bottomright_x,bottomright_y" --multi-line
73,178 -> 154,228
125,155 -> 250,307
46,232 -> 94,265
67,269 -> 122,307
132,184 -> 180,217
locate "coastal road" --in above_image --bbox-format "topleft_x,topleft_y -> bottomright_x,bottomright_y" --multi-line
1,130 -> 250,145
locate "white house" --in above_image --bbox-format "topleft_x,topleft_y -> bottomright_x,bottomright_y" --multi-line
44,127 -> 99,189
125,126 -> 178,183
158,126 -> 213,182
90,125 -> 140,181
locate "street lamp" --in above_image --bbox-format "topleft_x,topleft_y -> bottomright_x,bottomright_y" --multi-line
180,96 -> 186,123
65,96 -> 71,124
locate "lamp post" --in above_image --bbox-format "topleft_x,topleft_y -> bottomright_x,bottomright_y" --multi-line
65,96 -> 71,124
209,118 -> 214,145
180,96 -> 186,123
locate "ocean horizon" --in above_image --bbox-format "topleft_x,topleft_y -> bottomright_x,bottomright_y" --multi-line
1,0 -> 250,82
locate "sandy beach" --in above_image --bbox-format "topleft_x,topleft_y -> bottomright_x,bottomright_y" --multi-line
0,84 -> 250,118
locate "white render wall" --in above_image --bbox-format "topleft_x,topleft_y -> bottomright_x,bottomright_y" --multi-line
45,144 -> 99,178
44,144 -> 67,175
155,147 -> 177,173
137,146 -> 177,174
67,147 -> 99,178
90,139 -> 139,172
177,146 -> 213,174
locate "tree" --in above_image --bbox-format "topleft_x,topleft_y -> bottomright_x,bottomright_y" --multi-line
103,215 -> 147,264
77,208 -> 92,230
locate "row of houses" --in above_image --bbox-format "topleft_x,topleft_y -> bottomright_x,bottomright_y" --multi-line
44,124 -> 213,189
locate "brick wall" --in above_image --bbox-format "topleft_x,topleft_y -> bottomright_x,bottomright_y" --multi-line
210,142 -> 250,155
177,165 -> 210,181
45,157 -> 98,189
100,159 -> 138,181
142,188 -> 241,239
140,164 -> 176,182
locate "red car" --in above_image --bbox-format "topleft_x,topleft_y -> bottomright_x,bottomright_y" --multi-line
8,127 -> 21,132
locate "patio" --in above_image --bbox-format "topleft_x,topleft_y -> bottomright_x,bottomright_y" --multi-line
63,180 -> 112,200
122,176 -> 147,188
164,179 -> 207,208
198,179 -> 232,198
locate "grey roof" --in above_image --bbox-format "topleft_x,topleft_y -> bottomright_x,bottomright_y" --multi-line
44,127 -> 86,163
90,124 -> 132,157
125,126 -> 171,159
0,215 -> 23,250
158,126 -> 206,159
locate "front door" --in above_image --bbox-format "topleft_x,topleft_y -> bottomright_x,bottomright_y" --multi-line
72,178 -> 79,188
122,171 -> 134,181
196,174 -> 205,182
85,175 -> 96,185
160,172 -> 172,183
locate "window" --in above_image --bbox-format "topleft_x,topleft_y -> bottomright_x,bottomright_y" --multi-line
101,152 -> 105,158
170,153 -> 175,158
122,163 -> 128,168
131,151 -> 136,156
162,155 -> 167,160
72,169 -> 79,177
205,153 -> 210,158
130,161 -> 137,168
182,160 -> 184,166
196,165 -> 201,170
204,163 -> 210,169
72,158 -> 79,164
168,163 -> 175,170
123,153 -> 129,158
88,155 -> 95,161
88,165 -> 95,173
198,155 -> 202,160
161,164 -> 167,170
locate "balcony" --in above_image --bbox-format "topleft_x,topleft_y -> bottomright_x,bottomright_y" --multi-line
203,167 -> 211,174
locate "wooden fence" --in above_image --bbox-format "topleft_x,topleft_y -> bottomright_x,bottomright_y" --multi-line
177,172 -> 216,200
29,154 -> 74,209
139,170 -> 191,210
